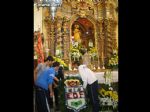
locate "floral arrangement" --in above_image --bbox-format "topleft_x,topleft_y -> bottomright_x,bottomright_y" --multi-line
98,87 -> 118,110
70,46 -> 82,61
53,56 -> 68,70
99,88 -> 118,102
104,70 -> 112,86
89,47 -> 97,54
64,75 -> 83,85
88,47 -> 98,61
64,79 -> 80,87
64,73 -> 86,111
107,49 -> 118,70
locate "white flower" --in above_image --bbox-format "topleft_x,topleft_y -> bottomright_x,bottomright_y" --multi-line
109,87 -> 113,91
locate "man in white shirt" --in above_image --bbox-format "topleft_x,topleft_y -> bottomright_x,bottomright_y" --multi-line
73,61 -> 100,112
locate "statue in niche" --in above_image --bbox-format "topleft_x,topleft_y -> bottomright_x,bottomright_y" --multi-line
73,24 -> 81,43
88,39 -> 93,48
82,50 -> 91,68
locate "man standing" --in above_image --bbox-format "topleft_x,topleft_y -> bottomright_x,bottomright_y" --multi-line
34,56 -> 54,83
73,61 -> 100,112
35,62 -> 60,112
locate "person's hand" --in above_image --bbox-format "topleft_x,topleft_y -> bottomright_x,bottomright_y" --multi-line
50,92 -> 54,97
54,84 -> 58,88
54,77 -> 59,82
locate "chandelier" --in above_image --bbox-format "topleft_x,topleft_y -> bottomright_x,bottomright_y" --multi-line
35,0 -> 62,20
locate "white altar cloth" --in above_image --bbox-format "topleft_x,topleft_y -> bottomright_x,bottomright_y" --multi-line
95,71 -> 118,83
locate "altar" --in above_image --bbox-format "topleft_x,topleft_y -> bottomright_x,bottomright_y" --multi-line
33,0 -> 118,111
95,71 -> 118,84
65,70 -> 118,84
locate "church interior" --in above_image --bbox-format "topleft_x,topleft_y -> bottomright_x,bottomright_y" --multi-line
34,0 -> 118,112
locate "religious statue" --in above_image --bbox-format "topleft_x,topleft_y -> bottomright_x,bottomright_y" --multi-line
88,39 -> 93,48
82,51 -> 91,68
73,24 -> 81,43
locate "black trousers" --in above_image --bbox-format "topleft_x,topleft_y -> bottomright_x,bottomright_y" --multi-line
49,87 -> 59,107
87,80 -> 100,112
35,86 -> 50,112
54,87 -> 59,105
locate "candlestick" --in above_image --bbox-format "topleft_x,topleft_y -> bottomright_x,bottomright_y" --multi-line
102,51 -> 105,69
102,65 -> 105,69
93,65 -> 96,70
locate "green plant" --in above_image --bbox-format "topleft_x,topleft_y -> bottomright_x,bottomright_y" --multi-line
52,56 -> 69,70
107,50 -> 118,70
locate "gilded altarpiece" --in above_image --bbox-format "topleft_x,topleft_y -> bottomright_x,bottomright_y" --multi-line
42,0 -> 118,69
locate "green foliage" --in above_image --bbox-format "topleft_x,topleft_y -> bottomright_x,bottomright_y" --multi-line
107,50 -> 118,70
64,66 -> 69,70
53,56 -> 68,68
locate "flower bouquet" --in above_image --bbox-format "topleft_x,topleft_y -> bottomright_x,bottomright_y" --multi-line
107,49 -> 118,70
88,47 -> 98,61
53,56 -> 69,70
98,87 -> 118,111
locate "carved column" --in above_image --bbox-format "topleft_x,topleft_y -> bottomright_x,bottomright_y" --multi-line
95,23 -> 100,68
110,2 -> 118,50
49,23 -> 55,55
104,1 -> 110,59
55,19 -> 63,58
43,16 -> 51,56
101,0 -> 118,69
99,19 -> 104,68
62,20 -> 70,65
106,18 -> 113,58
111,19 -> 117,50
103,18 -> 108,66
105,1 -> 118,58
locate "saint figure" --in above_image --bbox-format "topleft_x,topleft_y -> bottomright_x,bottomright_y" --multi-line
74,24 -> 81,43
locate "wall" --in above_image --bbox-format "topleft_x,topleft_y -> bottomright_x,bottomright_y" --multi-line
34,4 -> 43,32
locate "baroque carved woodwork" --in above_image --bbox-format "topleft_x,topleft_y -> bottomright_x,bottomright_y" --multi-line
40,0 -> 118,67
